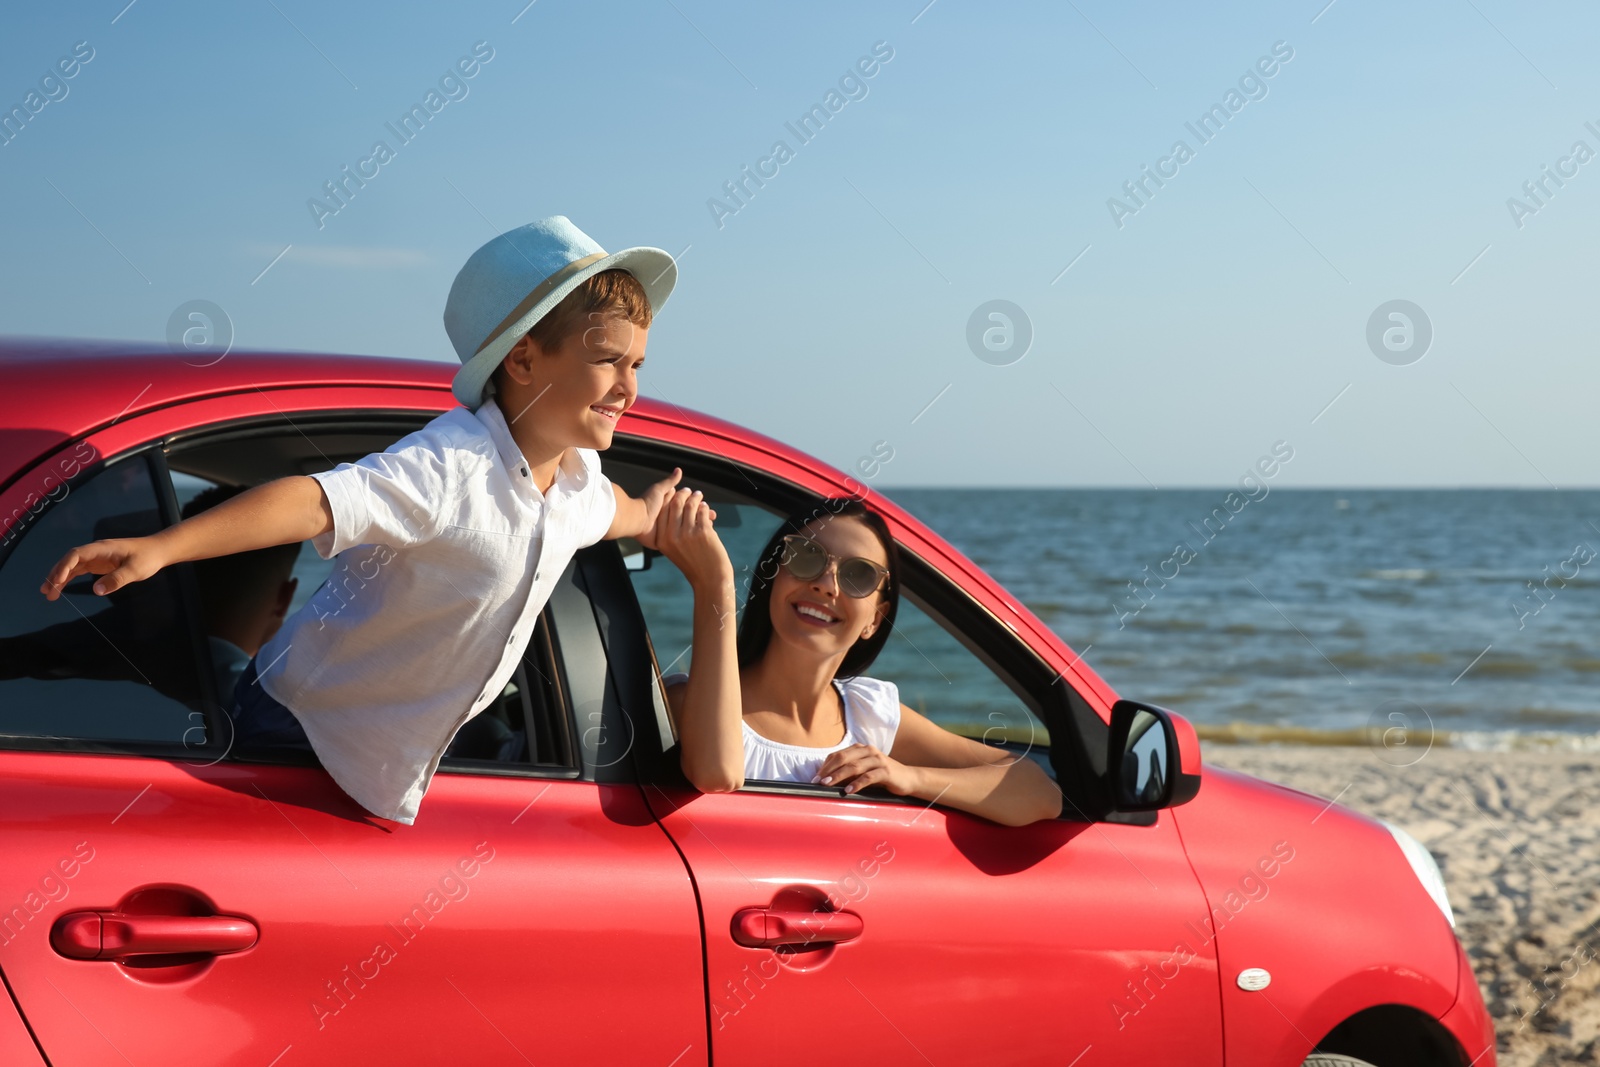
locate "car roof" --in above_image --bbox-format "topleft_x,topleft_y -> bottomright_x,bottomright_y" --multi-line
0,334 -> 821,479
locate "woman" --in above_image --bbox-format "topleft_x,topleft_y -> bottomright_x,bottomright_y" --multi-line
650,489 -> 1062,827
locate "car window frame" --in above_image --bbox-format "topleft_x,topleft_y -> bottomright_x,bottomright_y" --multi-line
587,434 -> 1118,821
158,409 -> 611,784
0,404 -> 611,784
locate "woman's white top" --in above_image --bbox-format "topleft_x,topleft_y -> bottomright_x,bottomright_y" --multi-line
742,676 -> 902,784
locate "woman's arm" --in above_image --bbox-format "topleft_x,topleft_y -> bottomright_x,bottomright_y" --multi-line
651,489 -> 744,793
816,706 -> 1063,827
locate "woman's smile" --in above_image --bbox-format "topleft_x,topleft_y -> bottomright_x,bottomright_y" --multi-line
791,599 -> 840,626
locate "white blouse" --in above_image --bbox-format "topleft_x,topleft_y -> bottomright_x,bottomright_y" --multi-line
664,673 -> 902,785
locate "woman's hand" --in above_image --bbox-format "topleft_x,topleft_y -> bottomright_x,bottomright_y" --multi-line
814,743 -> 922,796
649,487 -> 734,593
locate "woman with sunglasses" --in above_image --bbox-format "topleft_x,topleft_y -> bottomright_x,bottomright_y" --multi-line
648,489 -> 1062,827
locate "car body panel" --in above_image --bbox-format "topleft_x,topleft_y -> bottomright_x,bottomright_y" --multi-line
0,751 -> 706,1065
1172,767 -> 1461,1063
0,980 -> 46,1067
644,781 -> 1224,1065
1440,938 -> 1498,1063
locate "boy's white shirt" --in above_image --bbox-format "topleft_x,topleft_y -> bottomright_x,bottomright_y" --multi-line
255,396 -> 616,824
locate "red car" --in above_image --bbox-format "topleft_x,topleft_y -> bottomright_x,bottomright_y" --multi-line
0,338 -> 1494,1066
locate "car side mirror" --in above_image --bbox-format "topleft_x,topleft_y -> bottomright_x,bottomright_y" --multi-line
618,538 -> 659,572
1107,701 -> 1202,812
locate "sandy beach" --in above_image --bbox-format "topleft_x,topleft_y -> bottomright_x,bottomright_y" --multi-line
1202,744 -> 1600,1067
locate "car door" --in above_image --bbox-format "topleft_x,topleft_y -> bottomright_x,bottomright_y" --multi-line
0,401 -> 707,1066
586,450 -> 1226,1066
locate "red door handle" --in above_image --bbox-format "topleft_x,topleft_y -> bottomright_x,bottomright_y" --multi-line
52,912 -> 258,961
732,906 -> 863,948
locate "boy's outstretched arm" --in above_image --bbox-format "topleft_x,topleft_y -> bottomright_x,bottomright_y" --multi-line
40,476 -> 333,601
605,467 -> 716,542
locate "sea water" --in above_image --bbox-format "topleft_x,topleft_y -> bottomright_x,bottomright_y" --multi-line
886,488 -> 1600,748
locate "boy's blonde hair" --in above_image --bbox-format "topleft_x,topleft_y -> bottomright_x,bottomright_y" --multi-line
490,269 -> 653,399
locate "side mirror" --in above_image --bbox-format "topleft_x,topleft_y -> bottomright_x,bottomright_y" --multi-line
1107,701 -> 1202,812
618,538 -> 659,572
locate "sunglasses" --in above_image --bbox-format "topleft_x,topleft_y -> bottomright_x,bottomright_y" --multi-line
778,534 -> 889,599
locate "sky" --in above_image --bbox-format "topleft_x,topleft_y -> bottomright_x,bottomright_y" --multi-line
1,0 -> 1595,487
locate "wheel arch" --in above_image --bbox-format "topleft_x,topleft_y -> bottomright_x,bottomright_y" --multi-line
1311,1003 -> 1469,1067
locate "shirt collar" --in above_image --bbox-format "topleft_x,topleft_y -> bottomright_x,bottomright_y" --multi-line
473,396 -> 591,504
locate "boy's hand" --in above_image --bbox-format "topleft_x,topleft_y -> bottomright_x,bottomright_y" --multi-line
635,468 -> 681,543
41,535 -> 171,601
634,468 -> 714,548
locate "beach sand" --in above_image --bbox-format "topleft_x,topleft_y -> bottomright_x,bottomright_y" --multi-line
1202,744 -> 1600,1067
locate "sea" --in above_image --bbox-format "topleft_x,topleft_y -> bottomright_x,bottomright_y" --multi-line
883,488 -> 1600,750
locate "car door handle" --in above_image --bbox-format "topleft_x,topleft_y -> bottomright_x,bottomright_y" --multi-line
731,906 -> 863,948
51,911 -> 259,961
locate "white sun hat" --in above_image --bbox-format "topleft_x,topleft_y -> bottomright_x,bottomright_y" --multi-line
443,215 -> 677,409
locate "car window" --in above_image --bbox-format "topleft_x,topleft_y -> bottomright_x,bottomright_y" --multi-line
0,452 -> 207,746
165,424 -> 579,773
618,478 -> 1047,783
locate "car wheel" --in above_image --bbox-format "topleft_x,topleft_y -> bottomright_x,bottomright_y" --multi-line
1302,1056 -> 1380,1067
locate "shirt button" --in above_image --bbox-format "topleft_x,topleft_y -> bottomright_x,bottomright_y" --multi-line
507,634 -> 515,645
534,571 -> 541,581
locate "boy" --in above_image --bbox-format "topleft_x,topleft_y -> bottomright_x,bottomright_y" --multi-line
40,216 -> 685,825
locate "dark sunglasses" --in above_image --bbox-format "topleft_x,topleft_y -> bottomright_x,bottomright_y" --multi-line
778,534 -> 889,599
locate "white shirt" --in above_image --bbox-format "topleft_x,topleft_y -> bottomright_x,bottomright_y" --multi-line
740,676 -> 902,784
256,398 -> 616,825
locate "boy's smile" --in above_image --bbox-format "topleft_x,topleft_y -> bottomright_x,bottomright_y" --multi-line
497,312 -> 648,488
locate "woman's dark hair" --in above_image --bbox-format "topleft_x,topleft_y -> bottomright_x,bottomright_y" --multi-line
736,498 -> 900,678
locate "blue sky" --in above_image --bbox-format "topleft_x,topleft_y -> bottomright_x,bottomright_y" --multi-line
1,0 -> 1595,487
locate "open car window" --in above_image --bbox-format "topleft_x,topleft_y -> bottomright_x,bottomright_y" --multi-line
605,452 -> 1052,792
161,414 -> 580,773
0,451 -> 211,750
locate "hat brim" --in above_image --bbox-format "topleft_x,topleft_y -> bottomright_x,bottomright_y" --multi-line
451,245 -> 678,409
